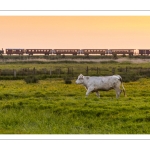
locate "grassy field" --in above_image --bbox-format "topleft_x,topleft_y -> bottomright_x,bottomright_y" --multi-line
0,76 -> 150,134
0,60 -> 150,134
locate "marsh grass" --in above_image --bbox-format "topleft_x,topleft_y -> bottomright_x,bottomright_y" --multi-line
0,78 -> 150,134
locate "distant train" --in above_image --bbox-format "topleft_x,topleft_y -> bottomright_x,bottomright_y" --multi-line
0,48 -> 150,56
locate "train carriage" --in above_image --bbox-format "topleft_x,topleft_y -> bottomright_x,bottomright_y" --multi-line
53,49 -> 79,55
110,49 -> 135,56
25,49 -> 53,55
138,49 -> 150,55
80,49 -> 106,56
6,48 -> 25,55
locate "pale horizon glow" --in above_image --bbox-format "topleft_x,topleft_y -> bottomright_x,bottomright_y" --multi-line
1,16 -> 150,50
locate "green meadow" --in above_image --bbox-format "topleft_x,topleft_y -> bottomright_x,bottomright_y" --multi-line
0,61 -> 150,134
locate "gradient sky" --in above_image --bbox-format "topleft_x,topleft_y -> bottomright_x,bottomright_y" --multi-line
1,16 -> 150,49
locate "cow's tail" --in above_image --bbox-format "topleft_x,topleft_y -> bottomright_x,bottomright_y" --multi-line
121,82 -> 126,97
118,75 -> 126,97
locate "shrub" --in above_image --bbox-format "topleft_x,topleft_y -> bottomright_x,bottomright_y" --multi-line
64,77 -> 72,84
120,73 -> 140,82
24,76 -> 39,84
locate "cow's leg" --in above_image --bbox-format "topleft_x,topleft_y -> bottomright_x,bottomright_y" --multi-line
114,88 -> 121,99
96,91 -> 100,98
85,87 -> 94,97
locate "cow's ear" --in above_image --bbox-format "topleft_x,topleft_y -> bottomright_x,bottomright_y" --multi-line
80,74 -> 84,78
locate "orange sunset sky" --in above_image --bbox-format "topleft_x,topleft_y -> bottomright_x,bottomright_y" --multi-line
1,16 -> 150,50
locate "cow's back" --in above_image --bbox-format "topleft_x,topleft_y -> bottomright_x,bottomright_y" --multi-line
87,76 -> 120,91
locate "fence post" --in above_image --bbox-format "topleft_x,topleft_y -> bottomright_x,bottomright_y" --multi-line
50,69 -> 52,76
72,68 -> 73,77
112,68 -> 116,75
58,68 -> 61,77
97,67 -> 99,75
44,68 -> 46,74
27,68 -> 29,75
33,67 -> 36,75
13,69 -> 16,77
86,66 -> 89,75
68,67 -> 69,74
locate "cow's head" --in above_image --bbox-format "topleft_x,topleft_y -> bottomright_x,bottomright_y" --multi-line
75,74 -> 84,84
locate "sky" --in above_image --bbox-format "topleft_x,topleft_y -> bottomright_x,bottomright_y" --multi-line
1,16 -> 150,50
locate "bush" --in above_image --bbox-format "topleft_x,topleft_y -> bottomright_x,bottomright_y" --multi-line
64,77 -> 72,84
120,73 -> 140,82
24,76 -> 39,84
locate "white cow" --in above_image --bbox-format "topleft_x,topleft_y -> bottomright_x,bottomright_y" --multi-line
75,74 -> 126,98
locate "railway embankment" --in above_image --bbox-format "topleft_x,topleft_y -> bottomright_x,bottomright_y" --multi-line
0,56 -> 150,63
